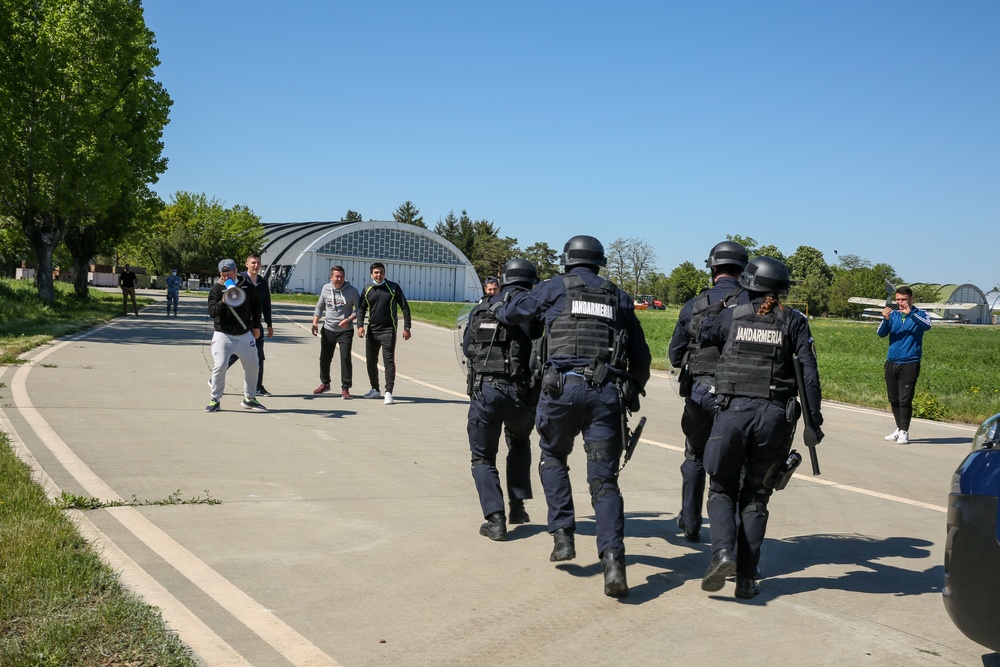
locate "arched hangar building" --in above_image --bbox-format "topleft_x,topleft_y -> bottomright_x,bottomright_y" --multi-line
260,221 -> 482,302
905,283 -> 993,324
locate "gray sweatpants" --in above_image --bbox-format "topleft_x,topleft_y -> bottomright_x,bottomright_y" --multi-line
210,330 -> 259,401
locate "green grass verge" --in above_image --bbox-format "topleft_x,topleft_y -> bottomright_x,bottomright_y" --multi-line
391,300 -> 999,425
0,432 -> 196,666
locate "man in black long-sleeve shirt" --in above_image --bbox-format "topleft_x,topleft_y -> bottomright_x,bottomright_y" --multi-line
356,262 -> 411,405
206,258 -> 265,413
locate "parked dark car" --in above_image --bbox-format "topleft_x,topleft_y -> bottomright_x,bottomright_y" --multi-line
943,412 -> 1000,653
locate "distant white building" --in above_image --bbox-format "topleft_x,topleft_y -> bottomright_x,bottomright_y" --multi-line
259,220 -> 482,302
985,290 -> 1000,324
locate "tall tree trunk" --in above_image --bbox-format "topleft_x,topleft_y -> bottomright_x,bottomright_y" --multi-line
64,224 -> 99,300
21,212 -> 65,305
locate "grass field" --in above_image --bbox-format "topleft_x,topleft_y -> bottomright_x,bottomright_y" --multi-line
403,301 -> 1000,425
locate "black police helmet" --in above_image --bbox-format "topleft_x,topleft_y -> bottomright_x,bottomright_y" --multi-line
561,235 -> 606,268
501,258 -> 539,287
739,256 -> 790,295
706,241 -> 749,270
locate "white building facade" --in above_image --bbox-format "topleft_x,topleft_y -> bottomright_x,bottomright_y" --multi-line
260,220 -> 482,302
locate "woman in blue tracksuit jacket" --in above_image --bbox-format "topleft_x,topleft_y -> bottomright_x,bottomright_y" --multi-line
877,285 -> 932,444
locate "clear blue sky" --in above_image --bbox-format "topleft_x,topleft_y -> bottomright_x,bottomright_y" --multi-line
142,1 -> 1000,291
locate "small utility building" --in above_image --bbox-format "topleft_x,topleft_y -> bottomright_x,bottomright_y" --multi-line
260,221 -> 481,301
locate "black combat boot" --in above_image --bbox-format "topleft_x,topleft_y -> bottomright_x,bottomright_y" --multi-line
549,528 -> 576,561
508,498 -> 530,525
735,574 -> 760,599
701,548 -> 737,592
479,512 -> 507,541
601,548 -> 628,597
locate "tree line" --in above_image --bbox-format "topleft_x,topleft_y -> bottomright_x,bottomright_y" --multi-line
0,2 -> 924,317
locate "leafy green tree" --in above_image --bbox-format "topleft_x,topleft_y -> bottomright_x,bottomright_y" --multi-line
0,215 -> 31,277
0,0 -> 171,304
786,245 -> 833,316
521,242 -> 559,280
471,220 -> 517,279
754,244 -> 786,264
135,192 -> 266,280
63,186 -> 161,297
667,261 -> 709,304
434,209 -> 475,259
341,210 -> 363,222
393,201 -> 426,228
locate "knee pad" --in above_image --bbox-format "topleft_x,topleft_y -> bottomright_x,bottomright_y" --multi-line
583,438 -> 619,462
588,477 -> 619,503
740,499 -> 769,518
539,455 -> 568,477
470,455 -> 495,468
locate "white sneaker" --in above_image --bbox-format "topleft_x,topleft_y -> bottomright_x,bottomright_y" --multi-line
383,392 -> 394,405
896,430 -> 909,445
884,428 -> 900,441
362,388 -> 381,399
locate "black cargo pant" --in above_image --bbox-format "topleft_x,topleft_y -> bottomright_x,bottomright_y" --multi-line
884,360 -> 920,432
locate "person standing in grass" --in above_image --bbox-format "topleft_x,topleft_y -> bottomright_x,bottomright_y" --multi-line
879,285 -> 932,445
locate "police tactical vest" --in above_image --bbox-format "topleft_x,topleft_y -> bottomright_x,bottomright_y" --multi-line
714,302 -> 796,400
467,297 -> 531,381
546,274 -> 617,365
686,288 -> 741,378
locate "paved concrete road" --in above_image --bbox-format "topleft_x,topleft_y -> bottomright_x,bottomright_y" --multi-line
2,293 -> 996,666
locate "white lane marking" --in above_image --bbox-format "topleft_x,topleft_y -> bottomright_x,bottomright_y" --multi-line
636,435 -> 948,513
284,314 -> 470,400
0,406 -> 251,666
8,330 -> 342,667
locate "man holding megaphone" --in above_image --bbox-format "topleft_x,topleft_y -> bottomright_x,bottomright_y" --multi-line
205,258 -> 266,413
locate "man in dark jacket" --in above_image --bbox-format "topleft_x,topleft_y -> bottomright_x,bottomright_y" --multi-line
356,262 -> 411,405
206,258 -> 265,413
496,235 -> 651,597
227,252 -> 274,396
667,241 -> 748,542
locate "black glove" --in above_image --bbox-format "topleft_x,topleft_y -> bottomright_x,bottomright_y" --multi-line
488,300 -> 504,315
814,427 -> 825,445
621,379 -> 643,413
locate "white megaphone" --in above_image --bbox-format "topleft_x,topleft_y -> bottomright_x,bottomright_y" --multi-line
223,279 -> 246,308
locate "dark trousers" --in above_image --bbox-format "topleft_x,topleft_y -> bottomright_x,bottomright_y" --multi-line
468,381 -> 535,518
535,376 -> 623,557
365,328 -> 397,393
679,381 -> 717,534
704,396 -> 794,578
319,326 -> 353,389
885,360 -> 920,431
228,335 -> 265,390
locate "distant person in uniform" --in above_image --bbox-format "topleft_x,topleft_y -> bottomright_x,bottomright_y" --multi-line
312,265 -> 361,399
668,241 -> 749,542
165,268 -> 182,317
356,262 -> 411,405
698,256 -> 823,599
463,259 -> 543,541
119,265 -> 139,316
496,235 -> 651,597
879,285 -> 932,445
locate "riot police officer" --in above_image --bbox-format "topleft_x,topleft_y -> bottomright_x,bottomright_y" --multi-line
668,241 -> 749,542
495,236 -> 651,597
463,259 -> 543,541
699,256 -> 823,599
